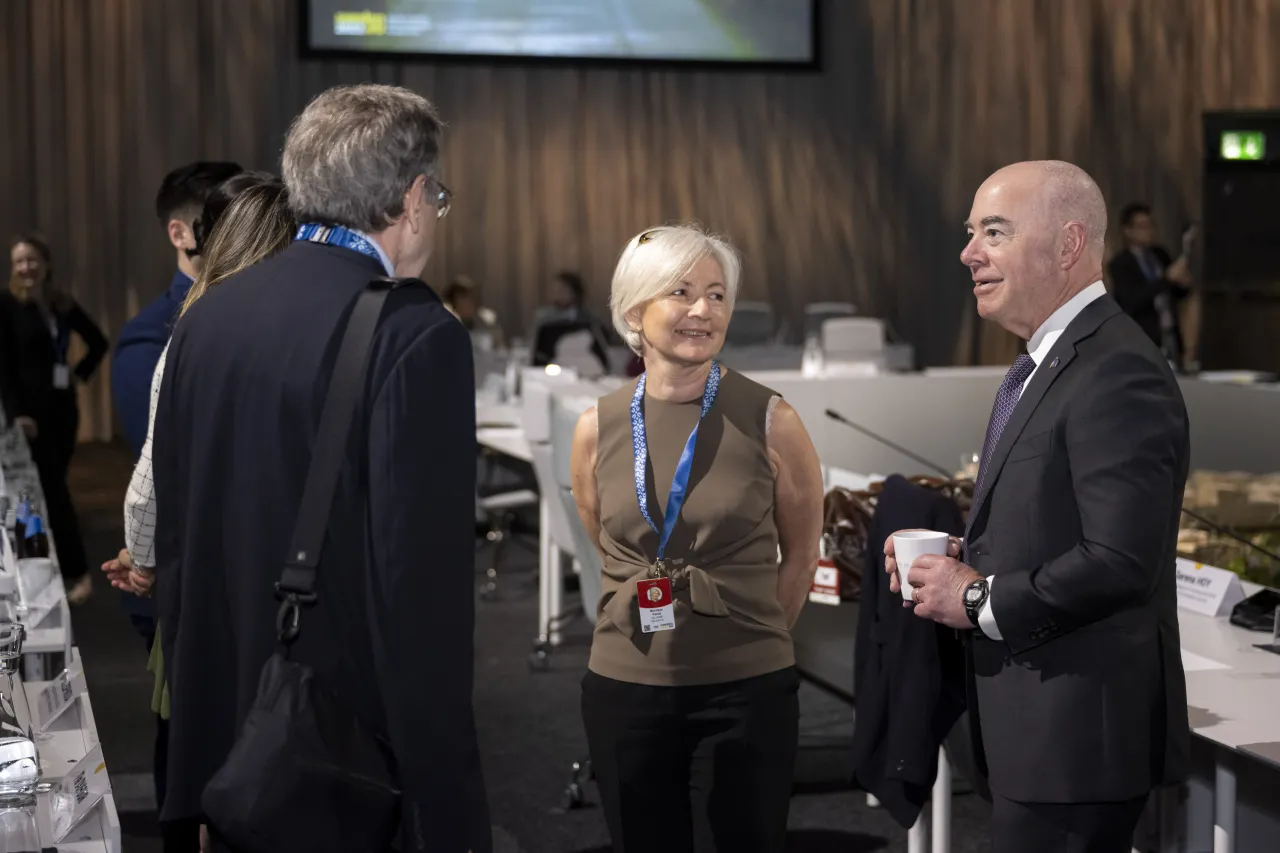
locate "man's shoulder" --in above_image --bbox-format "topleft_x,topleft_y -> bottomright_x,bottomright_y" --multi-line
117,290 -> 179,346
372,283 -> 467,365
1074,310 -> 1183,400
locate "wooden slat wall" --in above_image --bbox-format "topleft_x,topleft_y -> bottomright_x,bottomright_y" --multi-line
0,0 -> 1277,441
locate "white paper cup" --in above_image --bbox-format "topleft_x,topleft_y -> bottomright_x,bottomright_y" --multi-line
892,530 -> 950,602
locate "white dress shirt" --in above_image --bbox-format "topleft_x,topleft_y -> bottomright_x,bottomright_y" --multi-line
123,343 -> 169,567
978,280 -> 1107,640
356,229 -> 396,277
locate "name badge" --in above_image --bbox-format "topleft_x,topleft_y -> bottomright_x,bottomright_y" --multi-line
809,558 -> 841,606
637,578 -> 675,633
53,364 -> 70,389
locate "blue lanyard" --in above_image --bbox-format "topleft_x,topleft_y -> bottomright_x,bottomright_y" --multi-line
295,224 -> 387,271
630,363 -> 721,573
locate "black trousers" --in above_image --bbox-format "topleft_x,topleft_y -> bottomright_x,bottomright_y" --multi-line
581,666 -> 799,853
990,792 -> 1148,853
28,403 -> 87,581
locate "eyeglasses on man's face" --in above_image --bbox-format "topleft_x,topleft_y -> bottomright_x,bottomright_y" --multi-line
429,177 -> 452,220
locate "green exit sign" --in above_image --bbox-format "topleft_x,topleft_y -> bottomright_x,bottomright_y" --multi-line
1221,131 -> 1266,161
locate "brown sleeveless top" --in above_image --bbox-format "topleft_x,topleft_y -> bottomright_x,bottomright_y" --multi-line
588,366 -> 794,686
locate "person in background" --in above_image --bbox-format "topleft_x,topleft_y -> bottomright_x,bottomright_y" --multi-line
444,274 -> 504,350
892,162 -> 1189,852
1107,202 -> 1193,369
113,161 -> 243,457
150,83 -> 490,853
0,235 -> 107,604
111,161 -> 243,661
532,270 -> 611,372
570,224 -> 824,852
101,175 -> 292,852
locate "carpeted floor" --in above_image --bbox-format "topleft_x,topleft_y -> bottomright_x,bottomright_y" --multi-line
66,440 -> 993,852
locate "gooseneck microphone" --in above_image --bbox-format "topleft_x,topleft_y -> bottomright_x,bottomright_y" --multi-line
823,408 -> 955,480
823,409 -> 1280,566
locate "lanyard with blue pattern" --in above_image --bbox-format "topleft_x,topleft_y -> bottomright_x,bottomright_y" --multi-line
630,362 -> 721,577
295,223 -> 385,269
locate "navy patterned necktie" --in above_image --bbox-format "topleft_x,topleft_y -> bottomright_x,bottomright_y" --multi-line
974,353 -> 1037,498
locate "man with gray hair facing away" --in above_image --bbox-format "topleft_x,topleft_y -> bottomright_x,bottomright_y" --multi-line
151,84 -> 489,852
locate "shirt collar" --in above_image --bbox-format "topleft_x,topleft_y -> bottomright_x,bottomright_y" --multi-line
1027,280 -> 1106,366
350,229 -> 396,277
169,269 -> 195,301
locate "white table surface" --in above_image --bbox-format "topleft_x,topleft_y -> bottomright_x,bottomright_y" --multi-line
477,427 -> 533,463
31,646 -> 120,852
1175,583 -> 1280,771
476,401 -> 521,429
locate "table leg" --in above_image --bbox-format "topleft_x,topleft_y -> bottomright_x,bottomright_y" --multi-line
537,498 -> 552,644
908,810 -> 928,853
1214,755 -> 1235,853
549,543 -> 563,647
932,746 -> 951,853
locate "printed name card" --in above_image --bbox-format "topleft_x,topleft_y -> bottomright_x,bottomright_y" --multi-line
809,559 -> 841,606
49,742 -> 108,843
1175,558 -> 1246,617
35,667 -> 86,734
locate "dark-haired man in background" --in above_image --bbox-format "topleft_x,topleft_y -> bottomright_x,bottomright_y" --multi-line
1107,202 -> 1193,369
108,160 -> 241,818
112,161 -> 243,458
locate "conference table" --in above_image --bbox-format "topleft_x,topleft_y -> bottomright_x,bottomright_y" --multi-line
0,420 -> 120,851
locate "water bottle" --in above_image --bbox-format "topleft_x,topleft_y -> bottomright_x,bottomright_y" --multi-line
801,333 -> 825,378
503,349 -> 521,402
9,498 -> 28,550
16,519 -> 45,562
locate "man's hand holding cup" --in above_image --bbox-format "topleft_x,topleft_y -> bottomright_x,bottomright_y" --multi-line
885,530 -> 980,630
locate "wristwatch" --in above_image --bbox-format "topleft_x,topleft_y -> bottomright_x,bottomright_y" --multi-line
963,578 -> 990,631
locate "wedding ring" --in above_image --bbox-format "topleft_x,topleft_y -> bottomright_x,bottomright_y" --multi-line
912,587 -> 921,604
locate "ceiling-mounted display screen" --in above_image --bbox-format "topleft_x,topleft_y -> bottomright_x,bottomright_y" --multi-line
304,1 -> 817,66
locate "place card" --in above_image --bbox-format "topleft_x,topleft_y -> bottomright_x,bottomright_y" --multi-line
49,742 -> 108,843
809,558 -> 841,606
35,667 -> 86,734
1175,558 -> 1247,618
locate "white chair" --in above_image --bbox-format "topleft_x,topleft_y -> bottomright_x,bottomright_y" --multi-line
549,329 -> 606,379
821,317 -> 887,366
724,301 -> 776,347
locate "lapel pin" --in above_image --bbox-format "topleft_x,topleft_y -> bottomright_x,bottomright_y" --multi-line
1049,357 -> 1059,369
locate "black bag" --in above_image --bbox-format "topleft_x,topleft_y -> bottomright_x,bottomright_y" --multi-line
202,278 -> 407,853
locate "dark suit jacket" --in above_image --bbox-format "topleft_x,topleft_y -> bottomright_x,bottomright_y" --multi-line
1107,245 -> 1187,355
0,292 -> 106,427
112,270 -> 193,458
964,293 -> 1190,803
851,475 -> 966,828
152,240 -> 491,852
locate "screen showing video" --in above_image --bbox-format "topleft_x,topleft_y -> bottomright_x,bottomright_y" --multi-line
306,1 -> 815,64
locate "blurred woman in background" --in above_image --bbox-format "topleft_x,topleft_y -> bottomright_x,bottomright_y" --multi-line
0,234 -> 107,603
570,224 -> 824,852
101,174 -> 295,853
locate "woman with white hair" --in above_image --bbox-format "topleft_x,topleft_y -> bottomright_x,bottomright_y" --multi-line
570,224 -> 824,852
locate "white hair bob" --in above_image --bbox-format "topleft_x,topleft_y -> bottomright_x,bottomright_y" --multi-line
609,223 -> 742,354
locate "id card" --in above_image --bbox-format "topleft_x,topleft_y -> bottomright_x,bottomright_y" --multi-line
53,364 -> 70,389
636,578 -> 675,633
809,558 -> 841,606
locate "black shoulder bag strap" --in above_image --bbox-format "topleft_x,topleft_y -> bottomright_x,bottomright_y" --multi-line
273,276 -> 402,644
